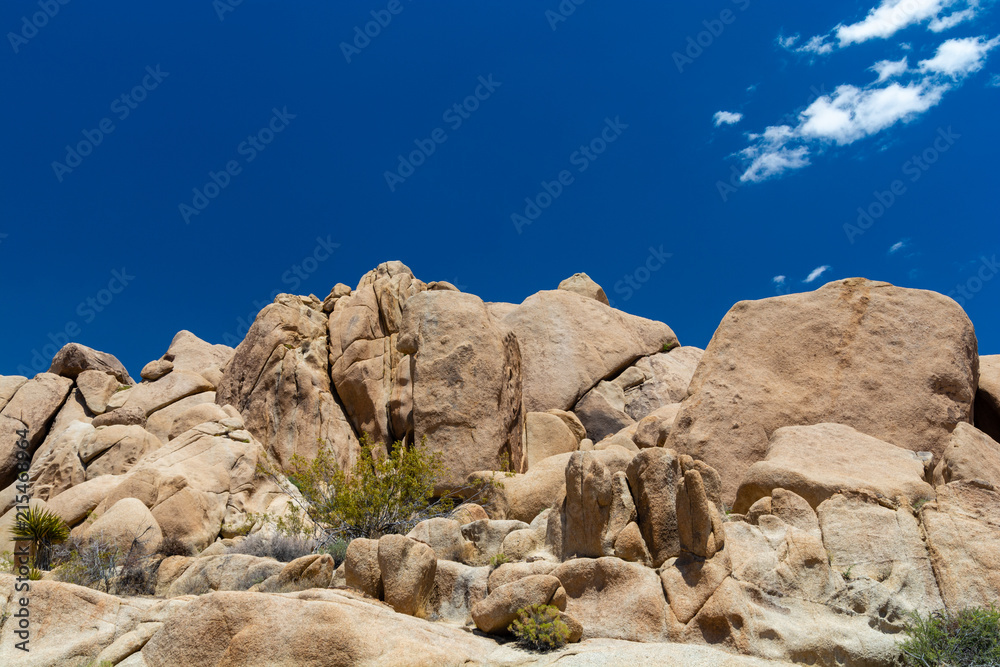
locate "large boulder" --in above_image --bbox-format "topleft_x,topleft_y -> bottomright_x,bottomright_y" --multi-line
48,342 -> 133,384
573,381 -> 634,443
623,347 -> 703,421
81,424 -> 163,479
160,330 -> 234,388
0,376 -> 27,413
144,392 -> 217,442
26,421 -> 94,501
158,553 -> 285,597
734,423 -> 935,513
523,411 -> 580,471
85,497 -> 163,553
377,534 -> 437,617
327,261 -> 427,446
216,293 -> 359,472
426,559 -> 489,623
471,574 -> 564,634
933,422 -> 1000,488
401,291 -> 524,489
254,553 -> 337,593
557,272 -> 609,305
344,537 -> 382,599
626,448 -> 681,567
975,355 -> 1000,442
558,452 -> 636,559
46,474 -> 123,526
502,289 -> 677,413
669,278 -> 979,502
0,372 -> 73,487
122,370 -> 213,417
75,369 -> 122,414
406,517 -> 468,562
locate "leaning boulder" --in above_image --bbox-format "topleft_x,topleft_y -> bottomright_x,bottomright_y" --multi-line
377,534 -> 437,617
934,422 -> 1000,488
0,372 -> 73,487
471,574 -> 563,634
48,342 -> 133,385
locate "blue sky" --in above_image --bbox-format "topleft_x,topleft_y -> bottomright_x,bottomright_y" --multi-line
1,0 -> 998,378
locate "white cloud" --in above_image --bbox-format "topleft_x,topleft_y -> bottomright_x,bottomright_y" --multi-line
991,74 -> 1000,86
919,35 -> 1000,77
787,0 -> 983,54
773,275 -> 787,285
889,239 -> 908,253
803,265 -> 832,283
713,111 -> 744,127
871,56 -> 910,82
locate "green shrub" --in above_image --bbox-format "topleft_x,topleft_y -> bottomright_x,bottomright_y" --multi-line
899,606 -> 1000,666
489,553 -> 509,568
319,537 -> 349,566
510,604 -> 571,652
11,506 -> 70,570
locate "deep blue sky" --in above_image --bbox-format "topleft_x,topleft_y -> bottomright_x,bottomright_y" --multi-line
2,0 -> 998,378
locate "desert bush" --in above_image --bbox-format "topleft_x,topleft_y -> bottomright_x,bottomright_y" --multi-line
510,604 -> 571,652
258,434 -> 500,544
51,529 -> 158,596
489,553 -> 510,568
10,506 -> 70,570
318,537 -> 349,566
227,531 -> 316,563
157,535 -> 193,558
899,606 -> 1000,666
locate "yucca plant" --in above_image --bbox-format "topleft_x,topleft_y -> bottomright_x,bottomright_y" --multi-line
11,507 -> 70,570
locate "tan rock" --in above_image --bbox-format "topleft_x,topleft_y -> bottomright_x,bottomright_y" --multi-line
82,424 -> 163,478
769,488 -> 820,537
461,519 -> 529,565
344,537 -> 383,599
403,291 -> 524,489
623,347 -> 704,420
141,358 -> 174,381
472,574 -> 563,634
669,279 -> 979,503
377,534 -> 437,616
122,370 -> 213,417
574,380 -> 635,443
0,375 -> 27,413
255,553 -> 336,592
86,497 -> 163,553
46,474 -> 123,526
557,272 -> 609,305
451,503 -> 489,525
48,342 -> 134,384
553,557 -> 667,641
76,369 -> 121,414
0,372 -> 73,486
524,411 -> 579,471
162,330 -> 234,388
217,293 -> 360,472
45,388 -> 94,440
560,453 -> 635,559
547,409 -> 586,443
406,517 -> 468,562
633,403 -> 682,449
614,521 -> 652,565
595,431 -> 638,452
933,422 -> 1000,488
677,468 -> 725,559
328,261 -> 426,446
733,423 -> 935,513
321,282 -> 353,313
427,559 -> 489,623
161,553 -> 284,597
922,481 -> 1000,611
626,448 -> 681,566
976,355 -> 1000,442
388,353 -> 414,445
92,406 -> 146,428
661,552 -> 732,624
502,289 -> 677,413
26,421 -> 93,501
144,391 -> 216,442
166,402 -> 233,442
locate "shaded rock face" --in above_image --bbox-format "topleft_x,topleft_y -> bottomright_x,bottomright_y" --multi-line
932,422 -> 1000,489
670,278 -> 979,502
975,355 -> 1000,442
623,346 -> 703,421
503,289 -> 677,413
48,342 -> 134,385
0,372 -> 73,487
402,290 -> 524,489
217,293 -> 359,472
327,261 -> 426,447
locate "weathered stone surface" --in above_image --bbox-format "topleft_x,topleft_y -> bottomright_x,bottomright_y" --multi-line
451,502 -> 489,525
574,380 -> 634,443
669,278 -> 979,502
49,342 -> 134,384
500,508 -> 553,562
975,354 -> 1000,442
159,553 -> 286,597
626,448 -> 681,566
407,517 -> 468,562
76,369 -> 121,414
632,403 -> 682,449
661,552 -> 732,625
82,424 -> 163,478
141,358 -> 174,381
734,423 -> 935,513
461,519 -> 529,565
922,481 -> 1000,611
427,559 -> 489,623
677,468 -> 725,559
933,422 -> 1000,488
0,376 -> 27,413
86,497 -> 163,553
623,347 -> 704,421
254,553 -> 337,593
503,289 -> 677,413
328,261 -> 426,446
553,557 -> 667,641
378,534 -> 437,617
92,406 -> 146,428
217,293 -> 359,472
472,574 -> 563,634
27,420 -> 93,501
46,474 -> 123,526
524,411 -> 579,471
402,290 -> 524,489
162,330 -> 234,388
122,370 -> 213,418
344,537 -> 382,599
388,353 -> 414,445
560,453 -> 635,559
614,521 -> 652,565
557,272 -> 609,305
144,391 -> 216,442
0,372 -> 73,487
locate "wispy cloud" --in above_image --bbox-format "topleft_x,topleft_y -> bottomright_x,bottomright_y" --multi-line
803,265 -> 832,283
786,0 -> 984,54
991,74 -> 1000,86
713,111 -> 744,127
773,275 -> 787,285
871,57 -> 909,82
889,239 -> 909,254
